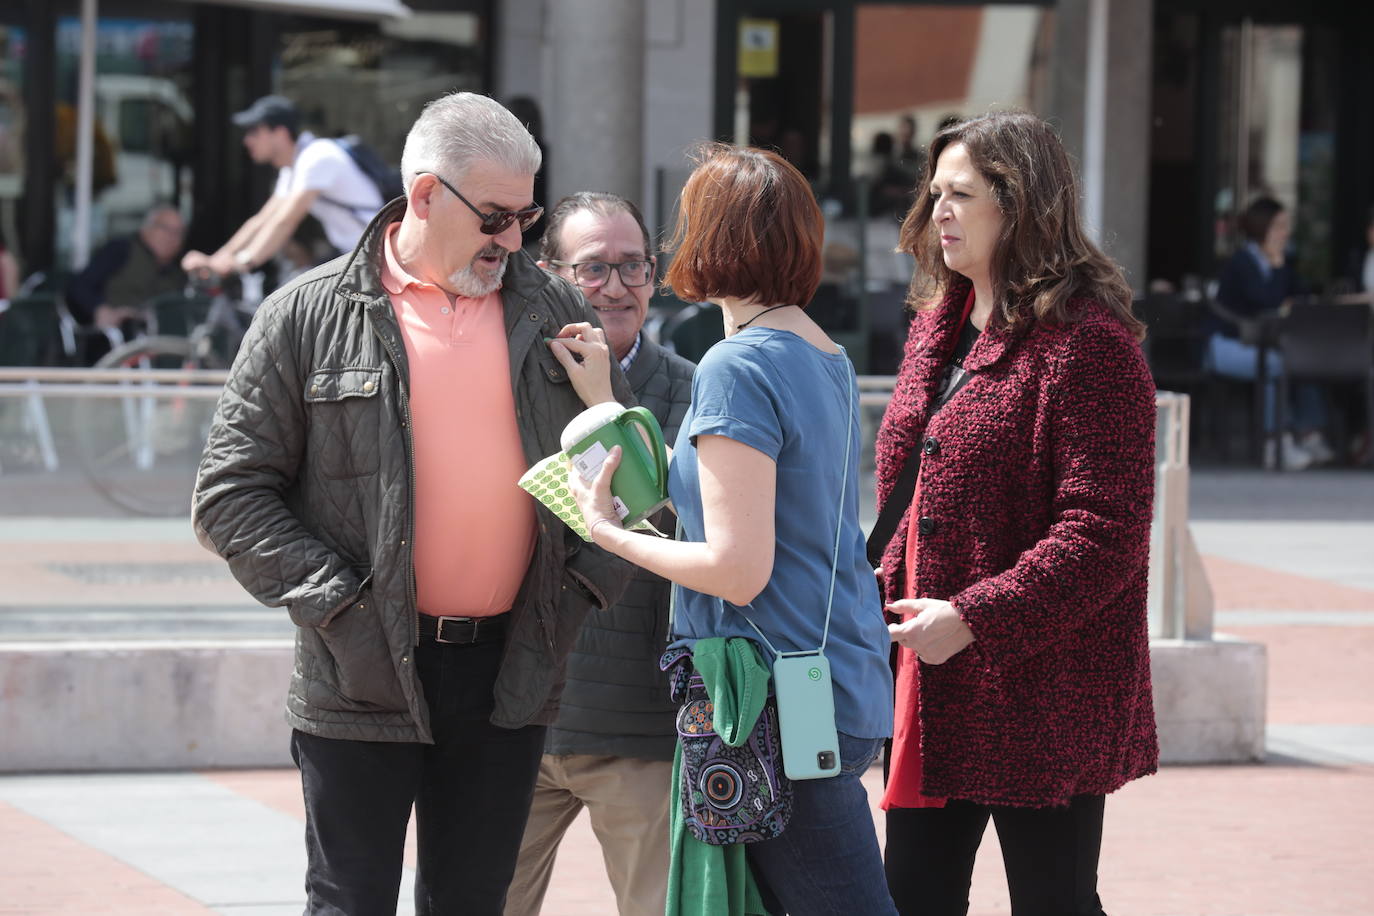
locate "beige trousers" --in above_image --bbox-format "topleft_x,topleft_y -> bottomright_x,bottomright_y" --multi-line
504,753 -> 673,916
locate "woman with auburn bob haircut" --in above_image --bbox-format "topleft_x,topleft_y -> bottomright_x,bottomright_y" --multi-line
567,144 -> 897,915
872,111 -> 1158,915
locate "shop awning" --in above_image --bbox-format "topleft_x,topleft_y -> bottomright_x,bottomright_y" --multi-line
171,0 -> 412,21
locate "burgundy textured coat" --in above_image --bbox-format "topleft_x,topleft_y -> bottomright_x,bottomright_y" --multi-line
875,279 -> 1159,807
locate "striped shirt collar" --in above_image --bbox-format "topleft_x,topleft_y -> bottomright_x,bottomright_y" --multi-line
619,332 -> 642,374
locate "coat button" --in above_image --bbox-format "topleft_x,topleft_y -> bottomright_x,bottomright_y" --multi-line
918,516 -> 937,536
309,384 -> 319,395
922,436 -> 940,456
362,381 -> 375,393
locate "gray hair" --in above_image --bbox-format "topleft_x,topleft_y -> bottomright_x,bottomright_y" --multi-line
141,203 -> 181,230
400,92 -> 542,189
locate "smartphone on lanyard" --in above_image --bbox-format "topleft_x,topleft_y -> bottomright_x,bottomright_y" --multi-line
772,650 -> 841,780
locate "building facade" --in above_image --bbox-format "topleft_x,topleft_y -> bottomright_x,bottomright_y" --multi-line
5,0 -> 1371,370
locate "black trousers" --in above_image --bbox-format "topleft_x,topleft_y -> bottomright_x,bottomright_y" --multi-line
885,794 -> 1108,916
290,635 -> 547,916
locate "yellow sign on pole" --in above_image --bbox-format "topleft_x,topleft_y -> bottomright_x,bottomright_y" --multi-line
739,19 -> 779,78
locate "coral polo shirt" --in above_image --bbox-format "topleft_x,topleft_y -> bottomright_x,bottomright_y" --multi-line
381,223 -> 535,617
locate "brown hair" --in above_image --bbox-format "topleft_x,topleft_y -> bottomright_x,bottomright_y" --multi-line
662,144 -> 823,308
1238,196 -> 1284,244
898,110 -> 1144,340
539,191 -> 653,262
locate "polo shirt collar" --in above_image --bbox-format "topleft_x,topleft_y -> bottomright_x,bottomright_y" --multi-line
381,222 -> 433,296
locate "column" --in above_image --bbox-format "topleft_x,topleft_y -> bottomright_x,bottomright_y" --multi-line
547,0 -> 646,204
1051,0 -> 1154,290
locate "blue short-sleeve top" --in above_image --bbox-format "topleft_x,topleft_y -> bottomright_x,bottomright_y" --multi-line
667,328 -> 894,740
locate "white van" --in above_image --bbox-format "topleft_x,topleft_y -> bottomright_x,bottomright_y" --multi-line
95,74 -> 193,236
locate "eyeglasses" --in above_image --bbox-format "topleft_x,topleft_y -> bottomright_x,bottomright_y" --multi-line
416,170 -> 543,235
547,259 -> 655,289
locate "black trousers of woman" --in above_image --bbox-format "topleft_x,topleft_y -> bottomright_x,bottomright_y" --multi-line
885,794 -> 1108,916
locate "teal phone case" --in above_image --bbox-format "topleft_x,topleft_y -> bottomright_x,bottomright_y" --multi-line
772,652 -> 841,780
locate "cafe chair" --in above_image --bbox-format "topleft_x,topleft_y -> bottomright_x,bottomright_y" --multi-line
1274,303 -> 1374,469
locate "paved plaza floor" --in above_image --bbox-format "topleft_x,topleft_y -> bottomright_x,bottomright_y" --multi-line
1,469 -> 1372,914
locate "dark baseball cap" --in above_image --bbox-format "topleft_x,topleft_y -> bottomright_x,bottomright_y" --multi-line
231,95 -> 299,132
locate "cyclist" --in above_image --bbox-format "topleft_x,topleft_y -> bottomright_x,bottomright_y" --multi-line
181,95 -> 383,278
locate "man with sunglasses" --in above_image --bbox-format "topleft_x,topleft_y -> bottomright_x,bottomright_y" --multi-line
504,193 -> 695,916
193,92 -> 635,915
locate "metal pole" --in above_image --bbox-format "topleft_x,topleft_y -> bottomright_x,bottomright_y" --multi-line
1082,0 -> 1108,243
73,0 -> 99,269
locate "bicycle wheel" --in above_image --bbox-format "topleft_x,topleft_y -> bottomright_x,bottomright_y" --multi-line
76,336 -> 225,517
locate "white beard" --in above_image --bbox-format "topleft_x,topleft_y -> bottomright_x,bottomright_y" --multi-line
449,254 -> 507,297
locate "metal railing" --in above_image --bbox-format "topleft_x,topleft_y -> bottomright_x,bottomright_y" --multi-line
0,366 -> 229,396
0,367 -> 227,478
2,371 -> 1207,641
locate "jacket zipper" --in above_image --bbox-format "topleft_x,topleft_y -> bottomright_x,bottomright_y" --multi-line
517,397 -> 557,658
373,317 -> 420,651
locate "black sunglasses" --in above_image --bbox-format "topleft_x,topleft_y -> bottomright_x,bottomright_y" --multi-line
416,170 -> 543,236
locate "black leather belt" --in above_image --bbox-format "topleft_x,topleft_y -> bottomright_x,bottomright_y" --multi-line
418,612 -> 508,645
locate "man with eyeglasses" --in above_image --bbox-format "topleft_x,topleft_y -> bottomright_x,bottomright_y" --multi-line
65,203 -> 186,364
193,92 -> 635,915
503,193 -> 695,916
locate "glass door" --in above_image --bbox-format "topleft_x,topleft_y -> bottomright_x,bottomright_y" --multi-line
1213,21 -> 1339,286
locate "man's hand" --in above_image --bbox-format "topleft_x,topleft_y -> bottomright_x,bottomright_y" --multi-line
549,322 -> 616,407
207,250 -> 242,277
886,597 -> 975,664
181,250 -> 212,274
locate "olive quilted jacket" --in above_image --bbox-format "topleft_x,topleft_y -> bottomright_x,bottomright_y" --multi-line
193,198 -> 634,743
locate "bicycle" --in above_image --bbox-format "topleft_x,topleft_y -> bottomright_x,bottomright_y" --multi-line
75,273 -> 264,516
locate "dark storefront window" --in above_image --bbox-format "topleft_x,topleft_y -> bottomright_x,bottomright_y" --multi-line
53,9 -> 196,265
0,21 -> 22,264
275,10 -> 487,168
720,2 -> 1054,372
1151,6 -> 1357,291
850,3 -> 1054,297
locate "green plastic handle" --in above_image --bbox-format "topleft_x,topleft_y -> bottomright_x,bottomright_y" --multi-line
617,406 -> 668,495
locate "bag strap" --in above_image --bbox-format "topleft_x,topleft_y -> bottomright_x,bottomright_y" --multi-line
865,304 -> 979,568
300,137 -> 383,225
672,354 -> 855,662
866,446 -> 919,569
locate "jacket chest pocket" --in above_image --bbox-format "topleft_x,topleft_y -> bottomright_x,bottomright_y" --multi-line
304,367 -> 384,479
535,343 -> 572,387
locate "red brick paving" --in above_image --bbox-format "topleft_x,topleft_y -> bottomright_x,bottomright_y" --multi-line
3,550 -> 1372,914
0,800 -> 209,915
1201,555 -> 1374,611
1229,625 -> 1374,725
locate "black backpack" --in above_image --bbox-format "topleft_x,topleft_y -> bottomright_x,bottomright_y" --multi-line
326,135 -> 405,212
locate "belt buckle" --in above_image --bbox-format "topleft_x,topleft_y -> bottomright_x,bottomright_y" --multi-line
434,615 -> 476,645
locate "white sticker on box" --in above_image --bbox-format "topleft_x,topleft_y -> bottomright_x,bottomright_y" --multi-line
571,441 -> 610,483
612,496 -> 629,520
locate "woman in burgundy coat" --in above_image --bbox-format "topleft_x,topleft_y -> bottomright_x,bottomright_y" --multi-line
874,111 -> 1158,915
